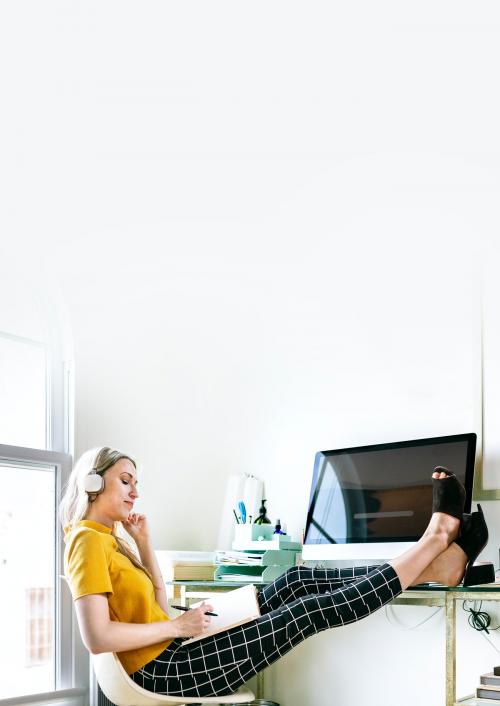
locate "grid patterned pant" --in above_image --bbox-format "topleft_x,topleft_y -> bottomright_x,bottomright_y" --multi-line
130,563 -> 402,698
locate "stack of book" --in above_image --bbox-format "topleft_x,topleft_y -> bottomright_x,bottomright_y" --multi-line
477,669 -> 500,701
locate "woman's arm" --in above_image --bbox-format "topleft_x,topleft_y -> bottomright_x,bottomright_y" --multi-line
135,540 -> 169,613
122,513 -> 169,612
75,594 -> 212,654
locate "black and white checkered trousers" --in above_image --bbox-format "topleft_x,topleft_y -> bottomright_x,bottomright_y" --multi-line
130,563 -> 401,698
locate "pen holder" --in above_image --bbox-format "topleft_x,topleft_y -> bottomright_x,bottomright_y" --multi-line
234,524 -> 275,543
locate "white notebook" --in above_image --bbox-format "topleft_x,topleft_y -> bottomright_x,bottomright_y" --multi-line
181,584 -> 261,645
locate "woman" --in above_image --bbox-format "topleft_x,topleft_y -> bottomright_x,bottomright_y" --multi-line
60,447 -> 489,699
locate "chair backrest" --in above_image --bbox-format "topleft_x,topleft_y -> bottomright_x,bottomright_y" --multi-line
91,652 -> 254,706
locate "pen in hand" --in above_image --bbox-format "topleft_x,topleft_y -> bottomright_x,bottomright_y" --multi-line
172,604 -> 218,617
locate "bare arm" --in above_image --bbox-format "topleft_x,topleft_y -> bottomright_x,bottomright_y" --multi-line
75,594 -> 213,654
135,540 -> 169,613
121,513 -> 169,613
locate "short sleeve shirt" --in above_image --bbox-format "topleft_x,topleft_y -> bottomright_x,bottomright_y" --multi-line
64,520 -> 172,674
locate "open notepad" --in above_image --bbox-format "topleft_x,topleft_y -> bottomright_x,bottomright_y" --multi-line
181,584 -> 261,645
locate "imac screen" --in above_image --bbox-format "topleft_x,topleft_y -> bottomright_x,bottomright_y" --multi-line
304,433 -> 476,545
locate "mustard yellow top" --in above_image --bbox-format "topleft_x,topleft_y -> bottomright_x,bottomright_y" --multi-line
64,519 -> 172,674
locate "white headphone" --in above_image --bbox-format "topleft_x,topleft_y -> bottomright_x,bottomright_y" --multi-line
84,470 -> 105,495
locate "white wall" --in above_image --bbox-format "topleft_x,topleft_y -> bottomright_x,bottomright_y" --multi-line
2,2 -> 500,705
65,248 -> 483,549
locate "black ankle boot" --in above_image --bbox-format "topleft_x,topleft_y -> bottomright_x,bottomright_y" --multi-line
455,504 -> 495,586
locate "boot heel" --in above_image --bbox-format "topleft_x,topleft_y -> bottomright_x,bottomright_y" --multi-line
463,562 -> 495,587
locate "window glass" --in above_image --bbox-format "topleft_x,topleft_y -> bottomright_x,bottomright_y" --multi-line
0,462 -> 55,699
0,334 -> 47,449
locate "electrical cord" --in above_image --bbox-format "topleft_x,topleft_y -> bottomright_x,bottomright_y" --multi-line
385,601 -> 500,634
462,600 -> 500,635
464,573 -> 500,655
481,629 -> 500,655
385,604 -> 442,630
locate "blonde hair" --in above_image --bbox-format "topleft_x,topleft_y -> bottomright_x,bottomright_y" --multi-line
59,446 -> 155,584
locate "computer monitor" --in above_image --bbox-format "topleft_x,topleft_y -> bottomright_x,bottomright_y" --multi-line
302,433 -> 476,561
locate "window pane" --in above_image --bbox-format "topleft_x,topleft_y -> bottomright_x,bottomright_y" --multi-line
0,463 -> 55,699
0,335 -> 46,449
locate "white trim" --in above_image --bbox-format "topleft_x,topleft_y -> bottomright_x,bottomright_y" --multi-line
45,322 -> 70,456
0,330 -> 46,349
0,687 -> 86,706
63,359 -> 75,458
46,344 -> 52,451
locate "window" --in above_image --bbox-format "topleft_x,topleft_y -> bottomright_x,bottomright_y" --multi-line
0,447 -> 85,706
0,460 -> 56,698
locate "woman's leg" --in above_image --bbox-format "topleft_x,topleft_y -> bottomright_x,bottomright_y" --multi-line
258,564 -> 381,613
259,469 -> 462,611
132,562 -> 401,698
388,479 -> 460,589
130,471 -> 464,697
258,526 -> 469,614
133,543 -> 453,698
135,528 -> 459,698
410,541 -> 467,586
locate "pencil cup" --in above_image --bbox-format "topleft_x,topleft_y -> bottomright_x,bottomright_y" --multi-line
234,524 -> 275,543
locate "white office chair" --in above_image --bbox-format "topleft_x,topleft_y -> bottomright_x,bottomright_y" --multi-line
92,652 -> 255,706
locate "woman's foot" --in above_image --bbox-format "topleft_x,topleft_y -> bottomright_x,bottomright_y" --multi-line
412,504 -> 494,587
389,470 -> 465,590
411,542 -> 467,586
431,466 -> 466,520
423,469 -> 462,546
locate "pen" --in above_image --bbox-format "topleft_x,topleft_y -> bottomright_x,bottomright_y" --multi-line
233,508 -> 240,524
172,605 -> 218,617
238,501 -> 247,524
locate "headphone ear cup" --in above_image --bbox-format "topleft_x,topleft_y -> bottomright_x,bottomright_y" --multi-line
84,472 -> 105,494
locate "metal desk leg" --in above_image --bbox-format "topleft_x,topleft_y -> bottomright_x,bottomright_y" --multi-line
256,669 -> 264,699
445,593 -> 456,706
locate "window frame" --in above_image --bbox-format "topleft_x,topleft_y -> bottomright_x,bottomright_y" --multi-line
0,444 -> 87,706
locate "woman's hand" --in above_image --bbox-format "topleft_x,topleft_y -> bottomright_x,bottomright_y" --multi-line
172,603 -> 214,638
122,512 -> 151,547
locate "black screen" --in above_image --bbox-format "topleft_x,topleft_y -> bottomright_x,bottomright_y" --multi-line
304,433 -> 476,545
